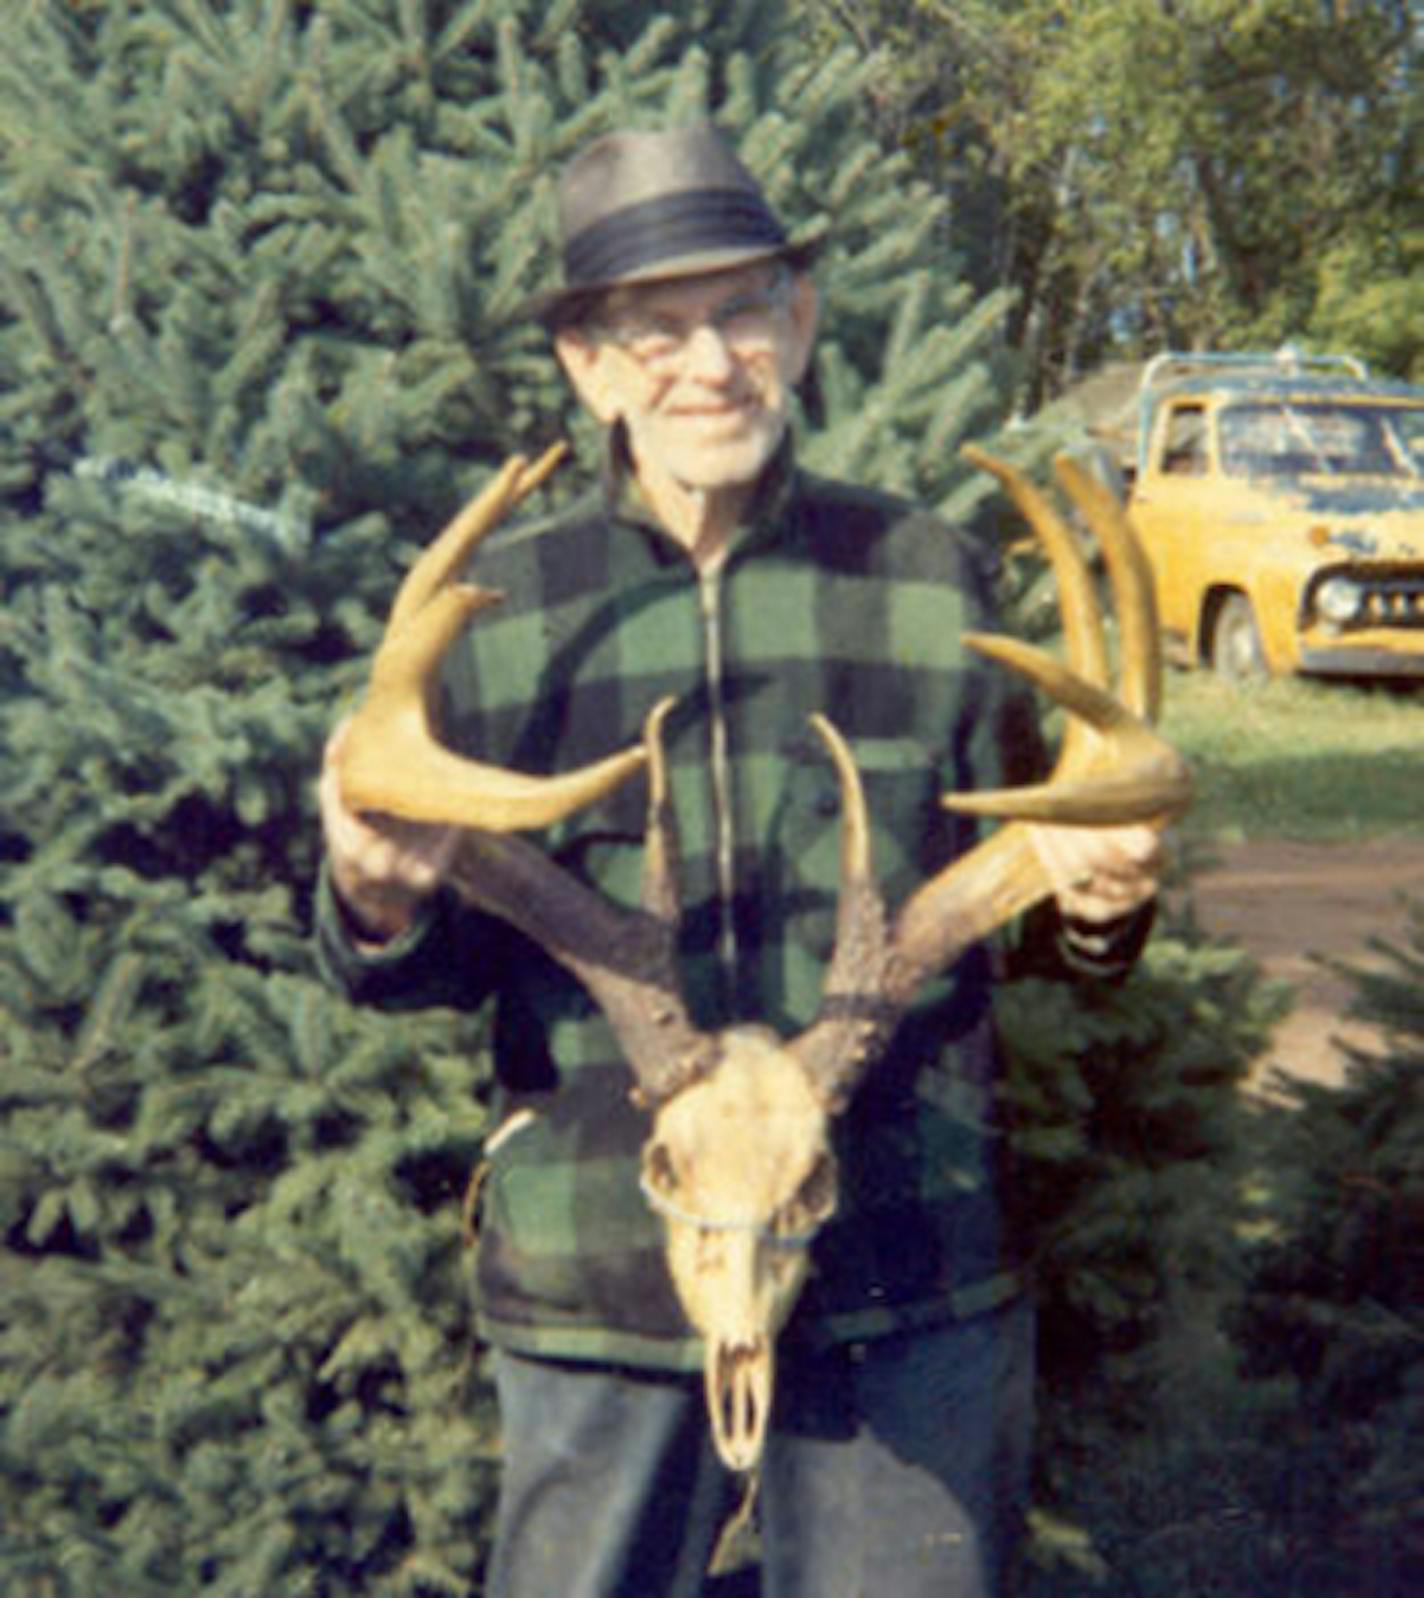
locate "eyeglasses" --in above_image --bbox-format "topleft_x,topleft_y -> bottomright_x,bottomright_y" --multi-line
592,272 -> 794,374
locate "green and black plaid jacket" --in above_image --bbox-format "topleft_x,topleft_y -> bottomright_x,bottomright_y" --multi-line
318,441 -> 1144,1371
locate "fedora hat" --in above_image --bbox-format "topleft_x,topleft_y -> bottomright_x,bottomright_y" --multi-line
520,124 -> 822,327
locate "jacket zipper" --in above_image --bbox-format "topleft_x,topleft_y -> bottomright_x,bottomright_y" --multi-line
697,560 -> 739,987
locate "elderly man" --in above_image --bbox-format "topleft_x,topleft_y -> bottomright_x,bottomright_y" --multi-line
318,125 -> 1161,1598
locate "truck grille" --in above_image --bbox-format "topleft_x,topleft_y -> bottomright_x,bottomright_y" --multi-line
1358,576 -> 1424,627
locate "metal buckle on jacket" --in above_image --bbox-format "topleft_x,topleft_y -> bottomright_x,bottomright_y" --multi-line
462,1108 -> 540,1248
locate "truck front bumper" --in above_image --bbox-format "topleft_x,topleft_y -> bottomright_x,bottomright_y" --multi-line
1297,638 -> 1424,677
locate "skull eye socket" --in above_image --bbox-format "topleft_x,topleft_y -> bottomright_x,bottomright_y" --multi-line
643,1141 -> 677,1196
774,1151 -> 838,1240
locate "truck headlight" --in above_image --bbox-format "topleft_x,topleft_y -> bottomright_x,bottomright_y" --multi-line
1314,576 -> 1364,624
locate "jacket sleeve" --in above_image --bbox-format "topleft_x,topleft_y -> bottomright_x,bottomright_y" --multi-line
314,864 -> 511,1013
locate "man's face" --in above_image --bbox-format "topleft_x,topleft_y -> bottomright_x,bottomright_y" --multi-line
556,261 -> 818,494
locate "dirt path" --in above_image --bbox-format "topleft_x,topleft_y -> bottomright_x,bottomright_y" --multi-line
1182,836 -> 1423,1091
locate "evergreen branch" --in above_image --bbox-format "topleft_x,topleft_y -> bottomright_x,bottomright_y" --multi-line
106,191 -> 137,337
70,955 -> 144,1077
433,0 -> 497,67
298,24 -> 367,197
396,0 -> 430,75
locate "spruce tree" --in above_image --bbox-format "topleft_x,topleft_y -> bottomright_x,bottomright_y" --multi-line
0,3 -> 1015,1591
1226,909 -> 1424,1598
1002,899 -> 1286,1596
2,2 -> 1271,1593
1009,900 -> 1420,1598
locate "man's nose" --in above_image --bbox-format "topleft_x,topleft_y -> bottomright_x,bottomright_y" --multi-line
681,322 -> 738,381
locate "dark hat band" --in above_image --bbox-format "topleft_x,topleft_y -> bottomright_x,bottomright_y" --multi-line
563,187 -> 788,287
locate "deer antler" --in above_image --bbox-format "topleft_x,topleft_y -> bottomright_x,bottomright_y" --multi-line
789,447 -> 1193,1110
336,450 -> 720,1104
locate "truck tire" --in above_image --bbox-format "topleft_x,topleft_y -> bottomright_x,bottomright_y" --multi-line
1209,594 -> 1267,681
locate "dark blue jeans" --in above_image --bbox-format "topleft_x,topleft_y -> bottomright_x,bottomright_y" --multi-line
486,1298 -> 1035,1598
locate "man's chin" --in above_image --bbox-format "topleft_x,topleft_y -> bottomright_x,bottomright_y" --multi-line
658,430 -> 784,493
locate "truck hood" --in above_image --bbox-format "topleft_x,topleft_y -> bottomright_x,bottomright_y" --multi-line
1292,479 -> 1424,517
1274,479 -> 1424,560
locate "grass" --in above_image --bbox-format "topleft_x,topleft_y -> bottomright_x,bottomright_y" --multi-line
1156,669 -> 1424,842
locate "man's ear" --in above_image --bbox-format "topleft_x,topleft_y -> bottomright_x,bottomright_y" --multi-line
555,330 -> 623,425
785,274 -> 819,385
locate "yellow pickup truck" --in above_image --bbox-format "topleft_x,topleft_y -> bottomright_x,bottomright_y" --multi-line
1103,351 -> 1424,680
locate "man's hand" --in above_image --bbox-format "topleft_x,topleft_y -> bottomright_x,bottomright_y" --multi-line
318,719 -> 461,944
1027,820 -> 1164,925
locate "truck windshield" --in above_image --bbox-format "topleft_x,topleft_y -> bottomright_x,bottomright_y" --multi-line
1218,401 -> 1424,480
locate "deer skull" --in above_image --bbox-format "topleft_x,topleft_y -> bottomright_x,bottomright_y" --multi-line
640,1028 -> 839,1470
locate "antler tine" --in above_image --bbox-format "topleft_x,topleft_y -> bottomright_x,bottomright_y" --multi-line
387,444 -> 567,634
961,444 -> 1110,698
640,697 -> 682,926
1051,453 -> 1162,722
789,715 -> 897,1112
941,450 -> 1190,828
944,633 -> 1192,823
337,448 -> 649,831
808,714 -> 894,996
